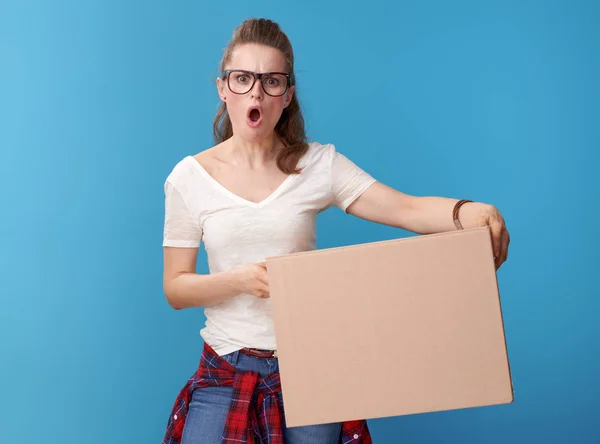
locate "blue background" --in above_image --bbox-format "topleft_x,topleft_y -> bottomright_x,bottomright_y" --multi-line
1,0 -> 598,442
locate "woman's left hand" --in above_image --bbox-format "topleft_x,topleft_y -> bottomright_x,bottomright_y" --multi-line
459,202 -> 510,270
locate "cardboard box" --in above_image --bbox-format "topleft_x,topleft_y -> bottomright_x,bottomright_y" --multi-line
265,226 -> 514,427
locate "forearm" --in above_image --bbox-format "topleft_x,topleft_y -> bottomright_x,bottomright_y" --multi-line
164,269 -> 242,310
347,181 -> 508,267
404,196 -> 467,235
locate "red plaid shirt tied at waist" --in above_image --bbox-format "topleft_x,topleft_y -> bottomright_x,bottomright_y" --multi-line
162,342 -> 372,443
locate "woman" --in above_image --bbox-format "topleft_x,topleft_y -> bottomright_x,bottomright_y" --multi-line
162,17 -> 510,444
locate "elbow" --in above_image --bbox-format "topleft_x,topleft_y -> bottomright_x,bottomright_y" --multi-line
164,291 -> 181,311
168,298 -> 183,311
163,280 -> 184,311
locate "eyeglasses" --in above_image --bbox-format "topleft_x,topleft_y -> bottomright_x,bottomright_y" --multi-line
221,69 -> 294,97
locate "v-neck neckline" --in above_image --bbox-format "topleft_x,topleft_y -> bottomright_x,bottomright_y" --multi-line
187,155 -> 300,209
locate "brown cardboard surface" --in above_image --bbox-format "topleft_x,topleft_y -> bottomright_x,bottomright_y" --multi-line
265,226 -> 513,427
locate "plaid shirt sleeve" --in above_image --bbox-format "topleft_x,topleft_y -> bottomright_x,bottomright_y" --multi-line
162,343 -> 372,443
340,419 -> 372,444
162,379 -> 193,444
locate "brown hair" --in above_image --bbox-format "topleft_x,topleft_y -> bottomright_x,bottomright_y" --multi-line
212,18 -> 309,174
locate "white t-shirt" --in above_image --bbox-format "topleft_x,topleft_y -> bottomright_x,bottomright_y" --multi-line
162,141 -> 377,356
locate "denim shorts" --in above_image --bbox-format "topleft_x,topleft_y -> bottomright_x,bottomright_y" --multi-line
181,349 -> 343,443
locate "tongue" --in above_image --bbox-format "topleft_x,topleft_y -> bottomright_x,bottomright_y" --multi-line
249,109 -> 260,122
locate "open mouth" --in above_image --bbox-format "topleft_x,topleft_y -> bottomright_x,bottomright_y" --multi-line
248,107 -> 262,123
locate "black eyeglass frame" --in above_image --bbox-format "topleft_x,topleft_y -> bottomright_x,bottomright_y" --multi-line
220,69 -> 295,97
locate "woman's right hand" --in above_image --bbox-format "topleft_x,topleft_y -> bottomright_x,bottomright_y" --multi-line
232,261 -> 270,299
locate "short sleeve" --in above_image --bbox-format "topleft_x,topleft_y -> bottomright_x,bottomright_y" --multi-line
162,179 -> 203,248
330,146 -> 377,212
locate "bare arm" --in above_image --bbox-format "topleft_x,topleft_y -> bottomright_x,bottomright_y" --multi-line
163,246 -> 269,310
346,181 -> 510,269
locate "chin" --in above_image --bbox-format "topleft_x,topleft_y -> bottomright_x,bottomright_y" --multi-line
234,122 -> 276,142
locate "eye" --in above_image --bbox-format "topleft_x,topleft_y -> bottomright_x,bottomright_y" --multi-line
235,74 -> 250,83
265,77 -> 280,86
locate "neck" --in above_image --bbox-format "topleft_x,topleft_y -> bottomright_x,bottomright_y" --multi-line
226,132 -> 281,168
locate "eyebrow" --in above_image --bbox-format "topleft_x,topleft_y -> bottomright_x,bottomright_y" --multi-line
228,69 -> 288,73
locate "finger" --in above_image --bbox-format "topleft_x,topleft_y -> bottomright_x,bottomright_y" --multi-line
495,227 -> 509,270
257,268 -> 269,286
261,284 -> 270,298
490,220 -> 503,259
501,228 -> 509,263
254,285 -> 267,298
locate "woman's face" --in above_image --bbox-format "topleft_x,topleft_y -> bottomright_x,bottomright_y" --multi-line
217,43 -> 295,144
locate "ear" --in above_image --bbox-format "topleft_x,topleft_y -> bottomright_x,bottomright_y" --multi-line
284,85 -> 295,107
216,77 -> 226,101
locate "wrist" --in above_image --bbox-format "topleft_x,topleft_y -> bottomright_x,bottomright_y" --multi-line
224,267 -> 245,294
454,201 -> 488,230
452,199 -> 473,230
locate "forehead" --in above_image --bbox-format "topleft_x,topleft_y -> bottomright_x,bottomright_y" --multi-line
227,43 -> 287,72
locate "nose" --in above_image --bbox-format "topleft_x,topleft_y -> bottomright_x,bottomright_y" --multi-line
250,76 -> 263,99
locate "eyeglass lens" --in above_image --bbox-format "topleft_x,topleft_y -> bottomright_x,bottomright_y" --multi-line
228,71 -> 288,96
